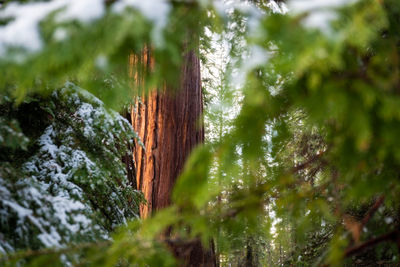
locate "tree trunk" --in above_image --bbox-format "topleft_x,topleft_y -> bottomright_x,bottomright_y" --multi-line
131,47 -> 203,217
130,46 -> 215,266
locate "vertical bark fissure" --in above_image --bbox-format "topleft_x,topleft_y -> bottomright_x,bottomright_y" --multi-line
151,93 -> 160,214
140,97 -> 147,190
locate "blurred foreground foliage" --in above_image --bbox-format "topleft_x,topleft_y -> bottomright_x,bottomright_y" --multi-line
1,0 -> 400,266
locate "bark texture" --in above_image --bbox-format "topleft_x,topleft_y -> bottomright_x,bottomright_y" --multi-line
130,47 -> 215,266
131,48 -> 204,218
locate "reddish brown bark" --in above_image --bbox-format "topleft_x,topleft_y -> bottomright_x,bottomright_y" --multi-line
130,47 -> 215,266
131,48 -> 203,218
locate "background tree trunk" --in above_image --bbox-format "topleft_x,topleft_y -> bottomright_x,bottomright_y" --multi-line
131,48 -> 203,218
130,47 -> 215,266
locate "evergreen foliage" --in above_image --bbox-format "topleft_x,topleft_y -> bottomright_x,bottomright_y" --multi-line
0,0 -> 400,266
0,83 -> 143,258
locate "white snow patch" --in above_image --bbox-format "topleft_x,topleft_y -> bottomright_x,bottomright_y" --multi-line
0,1 -> 64,55
267,1 -> 289,14
38,126 -> 58,158
38,227 -> 61,247
55,0 -> 104,23
52,196 -> 90,233
64,81 -> 103,105
2,200 -> 32,218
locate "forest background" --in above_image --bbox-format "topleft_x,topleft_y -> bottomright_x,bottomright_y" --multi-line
0,0 -> 400,266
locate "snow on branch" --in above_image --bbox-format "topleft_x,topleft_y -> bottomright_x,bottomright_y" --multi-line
0,0 -> 105,55
0,0 -> 172,57
287,0 -> 359,33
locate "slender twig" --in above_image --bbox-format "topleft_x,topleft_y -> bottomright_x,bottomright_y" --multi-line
344,230 -> 398,257
360,195 -> 385,228
291,152 -> 325,173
